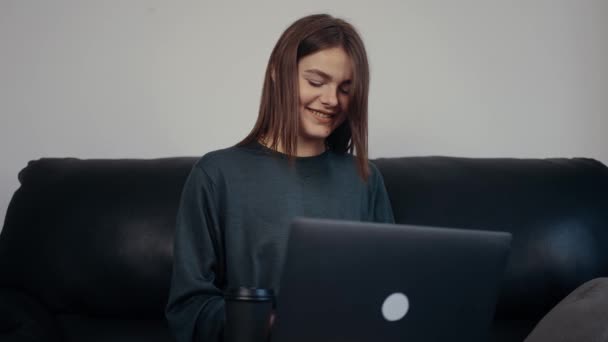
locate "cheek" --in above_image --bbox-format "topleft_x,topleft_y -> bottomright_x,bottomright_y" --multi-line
340,96 -> 350,112
298,83 -> 316,106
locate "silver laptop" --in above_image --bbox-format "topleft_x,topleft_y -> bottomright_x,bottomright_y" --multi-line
271,217 -> 512,342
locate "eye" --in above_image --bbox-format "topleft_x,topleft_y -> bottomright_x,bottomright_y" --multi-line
339,87 -> 350,95
307,80 -> 323,87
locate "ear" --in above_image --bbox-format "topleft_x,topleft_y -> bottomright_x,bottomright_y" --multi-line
270,66 -> 276,82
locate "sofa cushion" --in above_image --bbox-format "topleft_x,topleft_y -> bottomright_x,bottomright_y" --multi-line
524,277 -> 608,342
0,288 -> 62,342
57,315 -> 175,342
0,157 -> 197,318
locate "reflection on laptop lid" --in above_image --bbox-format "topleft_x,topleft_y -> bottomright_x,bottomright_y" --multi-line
271,217 -> 512,342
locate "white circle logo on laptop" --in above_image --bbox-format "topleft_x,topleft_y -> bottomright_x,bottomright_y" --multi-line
381,293 -> 410,322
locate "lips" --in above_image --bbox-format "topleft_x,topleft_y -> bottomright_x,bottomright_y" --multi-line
307,107 -> 337,122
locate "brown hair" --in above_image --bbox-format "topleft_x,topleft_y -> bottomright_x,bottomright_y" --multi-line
237,13 -> 371,180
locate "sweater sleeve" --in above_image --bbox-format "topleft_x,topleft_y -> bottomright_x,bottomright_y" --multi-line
369,163 -> 395,224
166,164 -> 225,342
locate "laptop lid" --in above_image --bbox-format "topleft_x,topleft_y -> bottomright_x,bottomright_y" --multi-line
271,217 -> 512,342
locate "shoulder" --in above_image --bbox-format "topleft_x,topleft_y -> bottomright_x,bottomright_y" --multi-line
368,160 -> 382,178
368,160 -> 385,189
367,160 -> 388,189
327,150 -> 382,173
327,152 -> 385,186
194,146 -> 235,167
191,146 -> 237,180
192,144 -> 262,180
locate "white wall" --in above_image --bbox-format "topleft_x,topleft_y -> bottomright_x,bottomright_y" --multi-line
1,0 -> 607,229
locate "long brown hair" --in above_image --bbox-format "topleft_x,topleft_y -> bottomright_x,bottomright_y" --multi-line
237,13 -> 371,180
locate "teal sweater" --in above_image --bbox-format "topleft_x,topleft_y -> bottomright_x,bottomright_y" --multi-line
166,141 -> 394,342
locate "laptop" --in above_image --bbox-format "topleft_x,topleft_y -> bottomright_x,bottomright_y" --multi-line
270,217 -> 512,342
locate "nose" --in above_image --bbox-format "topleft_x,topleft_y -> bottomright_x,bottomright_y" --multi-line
320,86 -> 339,108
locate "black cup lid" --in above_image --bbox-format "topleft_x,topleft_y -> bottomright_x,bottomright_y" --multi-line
224,287 -> 275,301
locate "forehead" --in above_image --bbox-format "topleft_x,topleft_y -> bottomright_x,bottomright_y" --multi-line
298,47 -> 353,82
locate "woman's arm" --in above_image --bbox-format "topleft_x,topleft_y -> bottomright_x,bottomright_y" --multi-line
166,164 -> 226,342
369,163 -> 395,224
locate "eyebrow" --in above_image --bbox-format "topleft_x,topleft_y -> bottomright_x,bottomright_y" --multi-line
304,69 -> 351,84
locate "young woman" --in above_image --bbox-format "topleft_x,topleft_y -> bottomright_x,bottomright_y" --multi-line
166,13 -> 394,342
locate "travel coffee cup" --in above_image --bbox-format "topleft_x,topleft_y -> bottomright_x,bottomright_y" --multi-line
224,287 -> 275,342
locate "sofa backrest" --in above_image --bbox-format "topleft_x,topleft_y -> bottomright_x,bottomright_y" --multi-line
1,156 -> 608,323
374,156 -> 608,322
0,157 -> 197,318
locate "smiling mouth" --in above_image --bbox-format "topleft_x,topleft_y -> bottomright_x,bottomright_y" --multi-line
307,107 -> 337,119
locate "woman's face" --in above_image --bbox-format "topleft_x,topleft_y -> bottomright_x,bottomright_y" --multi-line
297,47 -> 353,148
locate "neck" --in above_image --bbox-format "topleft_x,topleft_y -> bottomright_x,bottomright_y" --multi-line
296,135 -> 326,156
259,136 -> 326,157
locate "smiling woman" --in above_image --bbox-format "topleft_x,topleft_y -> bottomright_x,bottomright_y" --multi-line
298,48 -> 352,149
165,13 -> 394,342
238,14 -> 371,176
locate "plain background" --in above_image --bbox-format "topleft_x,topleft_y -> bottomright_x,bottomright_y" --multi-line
1,0 -> 607,230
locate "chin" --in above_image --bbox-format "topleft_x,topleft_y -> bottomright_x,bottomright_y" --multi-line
300,132 -> 331,144
299,110 -> 342,141
300,123 -> 334,140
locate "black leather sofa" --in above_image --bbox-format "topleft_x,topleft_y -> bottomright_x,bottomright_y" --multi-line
1,156 -> 607,342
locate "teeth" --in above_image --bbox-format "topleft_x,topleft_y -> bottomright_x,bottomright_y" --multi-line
309,108 -> 332,119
